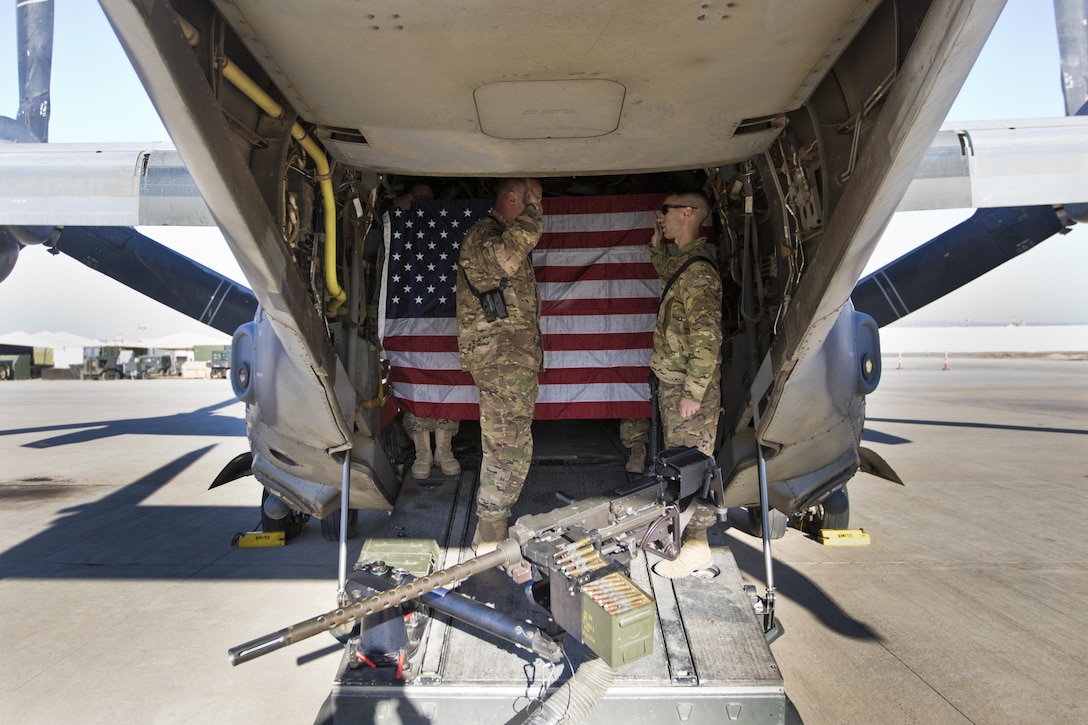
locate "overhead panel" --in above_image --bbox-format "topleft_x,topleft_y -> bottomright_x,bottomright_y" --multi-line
474,80 -> 625,140
212,0 -> 878,175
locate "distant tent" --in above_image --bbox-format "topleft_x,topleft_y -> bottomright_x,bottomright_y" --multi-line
0,330 -> 100,348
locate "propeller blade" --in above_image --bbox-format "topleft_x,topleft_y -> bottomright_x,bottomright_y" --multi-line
858,447 -> 904,485
209,452 -> 254,490
1054,0 -> 1088,222
0,0 -> 54,280
14,0 -> 54,142
0,229 -> 20,283
851,206 -> 1068,327
1055,0 -> 1088,117
52,226 -> 258,335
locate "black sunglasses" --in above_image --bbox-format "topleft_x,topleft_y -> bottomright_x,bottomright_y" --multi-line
660,204 -> 692,215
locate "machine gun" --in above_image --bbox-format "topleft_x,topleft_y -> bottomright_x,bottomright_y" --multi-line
229,446 -> 725,670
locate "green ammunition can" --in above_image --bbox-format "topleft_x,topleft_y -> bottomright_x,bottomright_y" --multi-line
357,538 -> 440,577
580,576 -> 655,668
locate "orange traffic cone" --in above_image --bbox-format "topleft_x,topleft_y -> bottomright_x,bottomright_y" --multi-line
896,352 -> 902,370
942,352 -> 949,371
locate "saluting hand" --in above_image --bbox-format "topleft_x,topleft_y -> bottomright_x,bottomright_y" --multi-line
523,179 -> 542,206
650,211 -> 664,247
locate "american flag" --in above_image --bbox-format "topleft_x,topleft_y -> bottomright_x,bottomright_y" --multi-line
379,193 -> 681,420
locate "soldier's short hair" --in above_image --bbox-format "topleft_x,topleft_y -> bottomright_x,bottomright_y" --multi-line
668,191 -> 712,225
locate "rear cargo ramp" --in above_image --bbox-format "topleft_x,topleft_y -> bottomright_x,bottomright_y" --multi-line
319,429 -> 787,723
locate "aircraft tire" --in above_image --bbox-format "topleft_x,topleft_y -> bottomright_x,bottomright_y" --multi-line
320,507 -> 358,541
260,488 -> 310,539
747,506 -> 788,540
817,487 -> 850,531
0,365 -> 10,381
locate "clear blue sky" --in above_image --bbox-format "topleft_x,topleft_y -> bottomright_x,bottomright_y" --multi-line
0,0 -> 1084,338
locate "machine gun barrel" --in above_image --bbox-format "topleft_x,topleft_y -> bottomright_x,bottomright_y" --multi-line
228,539 -> 522,665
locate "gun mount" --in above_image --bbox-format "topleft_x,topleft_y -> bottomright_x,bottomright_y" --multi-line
231,447 -> 726,669
230,446 -> 786,723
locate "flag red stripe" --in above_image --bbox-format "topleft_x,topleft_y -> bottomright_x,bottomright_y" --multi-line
392,366 -> 649,386
401,400 -> 652,421
542,332 -> 651,352
538,366 -> 649,384
391,368 -> 474,386
382,334 -> 458,353
403,401 -> 480,419
538,229 -> 652,249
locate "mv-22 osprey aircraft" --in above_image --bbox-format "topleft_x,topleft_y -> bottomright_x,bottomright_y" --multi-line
3,0 -> 1087,722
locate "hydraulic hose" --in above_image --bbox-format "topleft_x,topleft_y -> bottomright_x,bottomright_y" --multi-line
524,656 -> 616,725
175,14 -> 347,316
351,569 -> 563,662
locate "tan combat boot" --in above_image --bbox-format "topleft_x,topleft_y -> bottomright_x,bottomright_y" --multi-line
410,429 -> 433,479
472,518 -> 508,555
652,526 -> 714,579
433,429 -> 461,475
625,441 -> 647,473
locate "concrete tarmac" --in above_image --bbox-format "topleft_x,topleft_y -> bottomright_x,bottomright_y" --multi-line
1,357 -> 1086,724
746,356 -> 1088,724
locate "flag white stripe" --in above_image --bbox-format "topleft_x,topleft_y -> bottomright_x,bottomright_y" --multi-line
543,211 -> 654,233
539,279 -> 660,301
393,383 -> 479,404
389,351 -> 462,370
384,313 -> 656,340
390,348 -> 652,372
392,382 -> 651,406
383,316 -> 456,338
543,315 -> 655,335
538,382 -> 649,403
532,247 -> 652,267
545,349 -> 651,368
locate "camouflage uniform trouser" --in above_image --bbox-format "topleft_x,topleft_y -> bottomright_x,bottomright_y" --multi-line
619,418 -> 649,449
403,412 -> 460,435
657,375 -> 721,530
470,362 -> 539,523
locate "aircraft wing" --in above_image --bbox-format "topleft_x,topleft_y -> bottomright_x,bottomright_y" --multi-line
7,117 -> 1088,228
899,118 -> 1088,212
0,143 -> 214,227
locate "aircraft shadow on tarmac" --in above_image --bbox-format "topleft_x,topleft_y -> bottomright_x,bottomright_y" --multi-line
860,427 -> 911,445
0,398 -> 245,448
1,449 -> 884,652
866,416 -> 1088,437
0,443 -> 317,582
718,512 -> 883,644
2,404 -> 883,650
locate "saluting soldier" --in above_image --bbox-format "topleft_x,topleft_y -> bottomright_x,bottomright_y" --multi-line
647,191 -> 724,578
456,178 -> 544,553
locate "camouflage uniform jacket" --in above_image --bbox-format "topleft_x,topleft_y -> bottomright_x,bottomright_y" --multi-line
456,202 -> 544,372
649,238 -> 723,401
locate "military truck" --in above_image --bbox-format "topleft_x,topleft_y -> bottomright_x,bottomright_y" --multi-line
207,348 -> 231,379
136,354 -> 174,378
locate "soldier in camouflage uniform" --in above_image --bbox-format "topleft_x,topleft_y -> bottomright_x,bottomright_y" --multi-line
620,417 -> 649,473
456,179 -> 544,552
404,412 -> 461,479
647,192 -> 724,579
